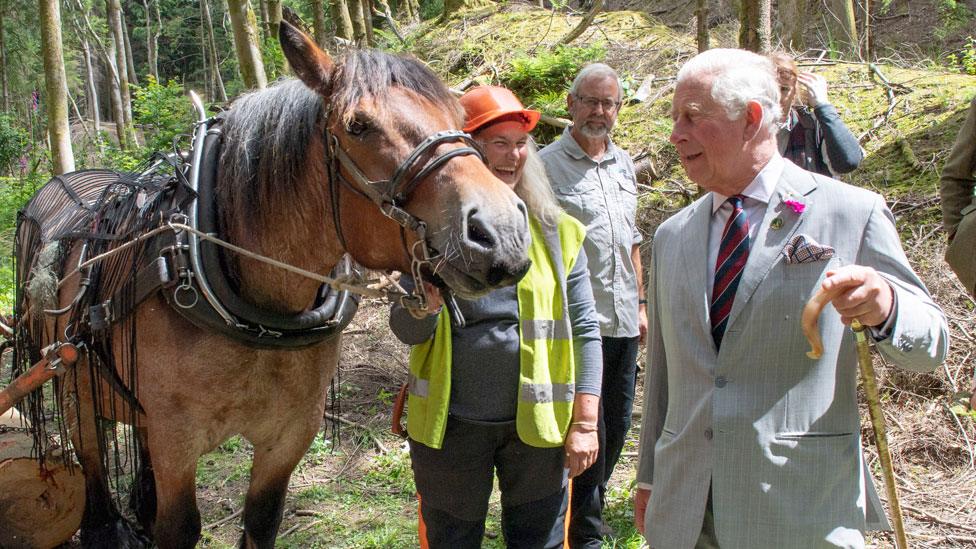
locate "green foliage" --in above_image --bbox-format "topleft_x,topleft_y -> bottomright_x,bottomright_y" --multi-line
132,76 -> 194,153
934,0 -> 974,43
946,36 -> 976,75
419,0 -> 444,21
502,44 -> 606,113
0,116 -> 29,175
0,176 -> 40,311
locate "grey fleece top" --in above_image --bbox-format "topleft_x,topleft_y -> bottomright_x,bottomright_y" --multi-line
390,246 -> 603,423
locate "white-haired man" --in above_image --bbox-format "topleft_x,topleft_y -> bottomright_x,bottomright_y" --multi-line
634,49 -> 948,548
540,63 -> 645,547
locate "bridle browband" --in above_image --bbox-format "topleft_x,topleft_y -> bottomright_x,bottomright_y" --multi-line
324,125 -> 484,313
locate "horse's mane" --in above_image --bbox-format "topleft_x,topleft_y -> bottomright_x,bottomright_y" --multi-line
216,50 -> 464,220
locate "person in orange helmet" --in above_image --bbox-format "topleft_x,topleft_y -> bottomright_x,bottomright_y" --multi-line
390,86 -> 604,548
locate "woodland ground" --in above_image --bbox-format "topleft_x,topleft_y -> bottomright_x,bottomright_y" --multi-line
4,2 -> 976,547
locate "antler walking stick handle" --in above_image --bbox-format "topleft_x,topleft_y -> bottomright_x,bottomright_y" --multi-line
803,290 -> 908,548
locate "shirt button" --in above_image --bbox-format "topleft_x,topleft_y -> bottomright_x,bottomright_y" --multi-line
715,376 -> 727,388
704,428 -> 714,440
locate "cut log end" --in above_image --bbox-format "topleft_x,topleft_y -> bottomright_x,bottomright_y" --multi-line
0,429 -> 84,549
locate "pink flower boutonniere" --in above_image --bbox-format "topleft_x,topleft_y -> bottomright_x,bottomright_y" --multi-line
783,198 -> 806,215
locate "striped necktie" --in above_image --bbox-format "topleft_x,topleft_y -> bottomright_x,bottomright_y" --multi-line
710,195 -> 750,349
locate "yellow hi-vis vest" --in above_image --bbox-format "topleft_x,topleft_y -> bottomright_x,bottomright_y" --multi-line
406,213 -> 586,449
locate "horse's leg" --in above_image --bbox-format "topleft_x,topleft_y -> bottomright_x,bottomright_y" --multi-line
148,436 -> 203,549
129,427 -> 157,534
238,425 -> 321,549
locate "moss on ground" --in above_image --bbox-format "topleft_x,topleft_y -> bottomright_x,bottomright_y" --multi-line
409,6 -> 976,222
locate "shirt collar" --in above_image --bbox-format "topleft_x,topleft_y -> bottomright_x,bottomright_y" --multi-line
710,154 -> 785,214
559,126 -> 616,162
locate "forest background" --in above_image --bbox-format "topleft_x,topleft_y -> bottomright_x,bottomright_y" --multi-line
1,0 -> 976,546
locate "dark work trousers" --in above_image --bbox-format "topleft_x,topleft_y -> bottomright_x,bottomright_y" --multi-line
410,416 -> 568,549
569,335 -> 639,547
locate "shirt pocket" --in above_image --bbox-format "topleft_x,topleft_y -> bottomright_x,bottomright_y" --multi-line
553,179 -> 605,227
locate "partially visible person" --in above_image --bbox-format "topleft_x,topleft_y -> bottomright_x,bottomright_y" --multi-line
390,85 -> 603,549
540,63 -> 645,547
770,52 -> 863,177
940,95 -> 976,409
634,48 -> 948,548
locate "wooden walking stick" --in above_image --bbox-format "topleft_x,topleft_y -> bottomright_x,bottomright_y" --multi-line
803,289 -> 908,549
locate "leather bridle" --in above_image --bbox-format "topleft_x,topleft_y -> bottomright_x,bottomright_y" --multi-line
324,126 -> 484,312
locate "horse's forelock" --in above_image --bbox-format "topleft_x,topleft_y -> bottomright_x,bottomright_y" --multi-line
330,50 -> 464,127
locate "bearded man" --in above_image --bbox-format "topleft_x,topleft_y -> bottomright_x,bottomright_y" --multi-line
540,63 -> 646,547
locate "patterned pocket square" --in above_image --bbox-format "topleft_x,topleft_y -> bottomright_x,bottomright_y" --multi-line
783,234 -> 835,265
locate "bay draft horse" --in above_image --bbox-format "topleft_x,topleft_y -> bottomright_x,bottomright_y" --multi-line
15,22 -> 530,548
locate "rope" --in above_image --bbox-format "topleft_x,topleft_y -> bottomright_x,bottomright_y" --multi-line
55,221 -> 408,303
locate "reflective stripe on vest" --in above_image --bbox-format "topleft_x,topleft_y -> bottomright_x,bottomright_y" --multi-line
519,382 -> 574,403
409,373 -> 429,398
520,318 -> 572,340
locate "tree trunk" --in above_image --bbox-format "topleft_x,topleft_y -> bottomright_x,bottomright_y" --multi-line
312,0 -> 328,46
39,0 -> 75,173
737,0 -> 771,53
330,0 -> 354,41
441,0 -> 489,20
862,0 -> 872,61
200,0 -> 227,101
362,0 -> 374,45
143,0 -> 158,78
825,0 -> 858,58
267,0 -> 282,37
226,0 -> 267,89
257,0 -> 270,39
557,0 -> 602,45
0,3 -> 10,113
696,0 -> 709,52
81,37 -> 101,134
348,0 -> 368,45
122,10 -> 138,85
65,0 -> 127,147
199,5 -> 212,99
106,0 -> 134,139
778,0 -> 805,50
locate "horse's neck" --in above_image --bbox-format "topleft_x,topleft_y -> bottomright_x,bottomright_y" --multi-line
221,193 -> 344,314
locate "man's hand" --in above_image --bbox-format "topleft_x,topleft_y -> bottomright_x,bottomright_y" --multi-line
638,303 -> 648,345
634,487 -> 651,535
564,425 -> 598,478
797,72 -> 829,107
821,265 -> 894,327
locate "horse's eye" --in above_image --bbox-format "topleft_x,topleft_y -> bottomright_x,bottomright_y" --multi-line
347,118 -> 370,136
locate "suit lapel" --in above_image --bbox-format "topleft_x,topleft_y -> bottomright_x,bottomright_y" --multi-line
725,162 -> 818,332
679,197 -> 713,342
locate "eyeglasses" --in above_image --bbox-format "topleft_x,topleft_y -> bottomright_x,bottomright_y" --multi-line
574,95 -> 620,112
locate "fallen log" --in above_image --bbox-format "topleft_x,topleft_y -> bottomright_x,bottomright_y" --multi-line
0,409 -> 85,549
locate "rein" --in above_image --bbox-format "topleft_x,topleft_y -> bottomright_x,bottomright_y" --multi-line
324,126 -> 483,315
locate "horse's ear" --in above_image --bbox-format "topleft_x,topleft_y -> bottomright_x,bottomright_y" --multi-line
279,20 -> 335,97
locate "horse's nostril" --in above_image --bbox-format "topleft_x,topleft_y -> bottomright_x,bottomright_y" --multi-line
466,213 -> 496,249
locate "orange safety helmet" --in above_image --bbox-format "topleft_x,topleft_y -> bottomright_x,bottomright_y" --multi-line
460,86 -> 541,134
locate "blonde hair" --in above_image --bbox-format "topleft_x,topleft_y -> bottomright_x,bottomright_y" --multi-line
518,139 -> 563,228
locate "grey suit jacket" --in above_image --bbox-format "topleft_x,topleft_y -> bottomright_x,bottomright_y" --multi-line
636,161 -> 948,549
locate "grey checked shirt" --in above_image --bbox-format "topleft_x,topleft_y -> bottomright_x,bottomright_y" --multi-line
540,127 -> 642,338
